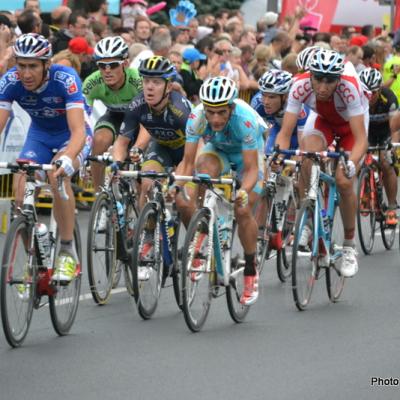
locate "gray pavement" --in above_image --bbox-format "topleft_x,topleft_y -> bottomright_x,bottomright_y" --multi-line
1,208 -> 400,400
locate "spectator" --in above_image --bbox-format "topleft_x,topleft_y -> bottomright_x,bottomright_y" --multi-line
90,20 -> 109,42
239,44 -> 254,78
171,26 -> 190,45
269,31 -> 292,61
0,22 -> 13,76
361,24 -> 374,41
225,21 -> 243,46
362,44 -> 377,69
180,47 -> 206,102
383,43 -> 400,101
188,17 -> 199,45
17,9 -> 42,34
52,11 -> 90,54
85,0 -> 108,25
238,30 -> 257,50
196,35 -> 214,59
250,44 -> 271,80
24,0 -> 40,13
330,34 -> 346,54
168,50 -> 183,73
50,6 -> 71,35
346,45 -> 364,71
215,8 -> 229,28
263,11 -> 279,45
281,52 -> 298,75
113,27 -> 135,47
134,15 -> 151,45
128,42 -> 147,63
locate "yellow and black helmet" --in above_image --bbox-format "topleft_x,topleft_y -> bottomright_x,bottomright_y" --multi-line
139,56 -> 176,80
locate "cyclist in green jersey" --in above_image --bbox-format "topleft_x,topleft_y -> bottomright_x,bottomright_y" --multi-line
83,36 -> 142,193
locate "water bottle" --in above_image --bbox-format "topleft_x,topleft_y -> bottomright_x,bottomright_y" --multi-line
116,201 -> 125,227
165,209 -> 175,238
36,223 -> 50,268
321,209 -> 330,234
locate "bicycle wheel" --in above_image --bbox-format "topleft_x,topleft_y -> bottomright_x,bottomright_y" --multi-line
357,168 -> 376,255
87,192 -> 116,304
130,202 -> 163,319
379,187 -> 396,250
326,206 -> 345,302
181,208 -> 213,332
226,223 -> 250,323
276,193 -> 296,283
292,199 -> 318,311
0,217 -> 36,347
49,220 -> 82,336
171,216 -> 183,310
256,194 -> 274,275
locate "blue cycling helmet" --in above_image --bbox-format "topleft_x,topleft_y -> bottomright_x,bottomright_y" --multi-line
309,49 -> 345,76
13,33 -> 52,60
199,77 -> 238,107
258,69 -> 293,94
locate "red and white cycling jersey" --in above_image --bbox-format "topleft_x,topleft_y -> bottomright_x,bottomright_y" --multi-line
286,64 -> 369,125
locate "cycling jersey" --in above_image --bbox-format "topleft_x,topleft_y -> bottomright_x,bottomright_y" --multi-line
82,68 -> 142,113
251,91 -> 309,154
120,91 -> 192,149
186,99 -> 266,193
368,87 -> 398,146
0,64 -> 92,164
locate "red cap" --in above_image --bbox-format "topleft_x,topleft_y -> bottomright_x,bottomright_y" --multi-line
69,37 -> 94,55
349,35 -> 368,47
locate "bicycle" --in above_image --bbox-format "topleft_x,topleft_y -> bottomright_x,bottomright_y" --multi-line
117,170 -> 182,319
86,154 -> 139,304
278,149 -> 347,311
175,172 -> 250,332
0,161 -> 82,347
356,143 -> 400,255
257,157 -> 299,282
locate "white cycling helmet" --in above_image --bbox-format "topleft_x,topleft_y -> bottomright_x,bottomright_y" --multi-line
94,36 -> 129,60
359,67 -> 382,91
199,77 -> 238,107
309,49 -> 345,76
296,46 -> 320,72
258,69 -> 293,94
13,33 -> 52,60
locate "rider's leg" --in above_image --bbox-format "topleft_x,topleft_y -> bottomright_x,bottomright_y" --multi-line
91,127 -> 114,192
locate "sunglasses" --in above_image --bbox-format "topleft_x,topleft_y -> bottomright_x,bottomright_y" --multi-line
97,60 -> 124,70
214,49 -> 232,56
311,73 -> 340,83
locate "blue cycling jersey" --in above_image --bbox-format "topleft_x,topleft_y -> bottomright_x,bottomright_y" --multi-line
0,64 -> 89,135
186,98 -> 266,153
250,91 -> 309,154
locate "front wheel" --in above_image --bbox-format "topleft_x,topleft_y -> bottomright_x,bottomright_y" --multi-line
0,217 -> 36,347
181,208 -> 213,332
292,200 -> 317,311
49,220 -> 82,336
130,202 -> 163,320
357,168 -> 376,255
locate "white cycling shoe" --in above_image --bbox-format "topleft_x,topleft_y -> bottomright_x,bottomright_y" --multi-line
340,246 -> 358,278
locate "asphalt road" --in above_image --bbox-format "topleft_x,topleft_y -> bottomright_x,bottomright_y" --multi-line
1,205 -> 400,400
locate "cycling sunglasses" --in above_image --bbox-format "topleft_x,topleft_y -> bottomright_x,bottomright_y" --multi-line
97,60 -> 124,70
311,72 -> 340,83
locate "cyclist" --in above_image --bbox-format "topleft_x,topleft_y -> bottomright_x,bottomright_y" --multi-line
112,56 -> 192,210
275,49 -> 369,278
0,33 -> 92,283
175,76 -> 266,306
82,36 -> 142,193
359,67 -> 399,226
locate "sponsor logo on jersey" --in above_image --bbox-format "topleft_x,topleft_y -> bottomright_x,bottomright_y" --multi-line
243,134 -> 255,144
42,96 -> 63,104
244,120 -> 253,128
20,95 -> 37,105
54,71 -> 78,95
0,71 -> 19,94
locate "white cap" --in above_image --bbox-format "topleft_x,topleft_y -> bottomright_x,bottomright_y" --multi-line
264,11 -> 278,26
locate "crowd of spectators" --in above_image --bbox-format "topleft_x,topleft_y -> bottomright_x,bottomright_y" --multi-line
1,1 -> 400,103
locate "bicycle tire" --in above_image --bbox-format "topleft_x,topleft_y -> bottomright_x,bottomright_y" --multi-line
356,168 -> 376,255
276,193 -> 296,283
181,208 -> 213,332
171,217 -> 182,310
257,194 -> 274,275
130,202 -> 163,320
226,223 -> 250,323
49,220 -> 82,336
292,199 -> 318,311
87,192 -> 117,304
326,206 -> 345,302
0,216 -> 36,347
379,185 -> 396,249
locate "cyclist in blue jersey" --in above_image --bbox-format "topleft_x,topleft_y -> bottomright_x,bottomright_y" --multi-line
251,69 -> 309,154
176,77 -> 266,306
0,34 -> 92,284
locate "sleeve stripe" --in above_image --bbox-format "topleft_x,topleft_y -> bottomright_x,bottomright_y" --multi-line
0,101 -> 12,111
66,102 -> 84,110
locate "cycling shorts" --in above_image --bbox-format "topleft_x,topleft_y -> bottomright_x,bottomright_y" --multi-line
199,142 -> 264,195
302,112 -> 368,151
142,140 -> 184,170
19,126 -> 93,166
94,110 -> 124,140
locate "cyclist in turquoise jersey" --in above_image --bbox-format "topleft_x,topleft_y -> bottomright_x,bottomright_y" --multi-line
0,34 -> 92,283
83,36 -> 142,193
176,77 -> 266,306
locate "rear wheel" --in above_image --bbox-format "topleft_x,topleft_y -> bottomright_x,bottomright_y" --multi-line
0,217 -> 35,347
379,186 -> 396,250
292,200 -> 317,311
87,192 -> 116,304
357,168 -> 376,255
49,220 -> 82,336
181,208 -> 213,332
171,216 -> 183,310
130,202 -> 163,320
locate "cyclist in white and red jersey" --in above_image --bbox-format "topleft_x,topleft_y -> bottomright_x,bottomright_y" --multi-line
275,49 -> 368,278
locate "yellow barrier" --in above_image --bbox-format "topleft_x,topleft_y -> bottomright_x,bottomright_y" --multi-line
238,89 -> 256,104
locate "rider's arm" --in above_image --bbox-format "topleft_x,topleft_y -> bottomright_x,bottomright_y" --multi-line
112,134 -> 130,162
275,111 -> 299,150
390,111 -> 400,142
64,107 -> 86,160
0,108 -> 11,134
133,124 -> 152,151
348,114 -> 368,164
176,142 -> 198,177
240,149 -> 259,194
